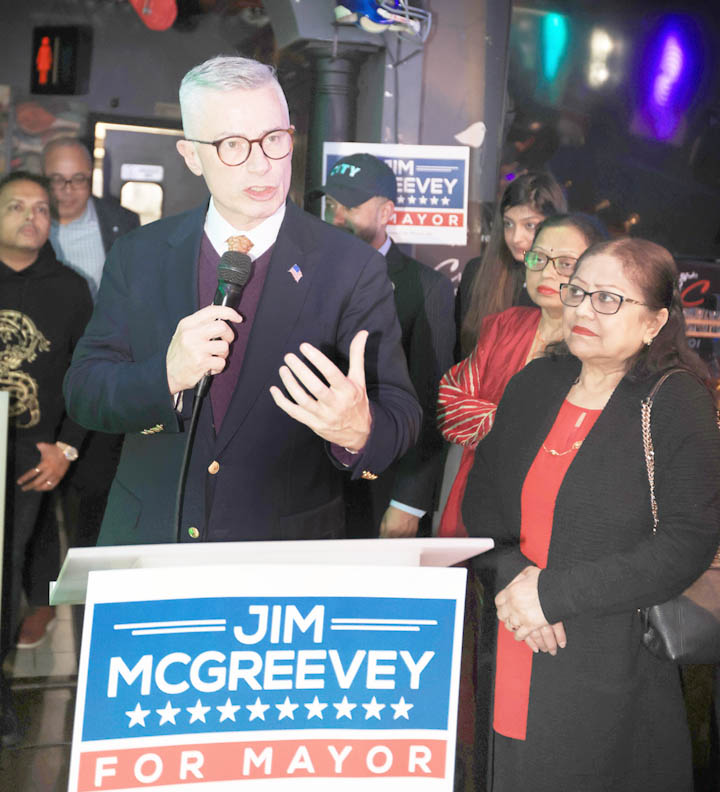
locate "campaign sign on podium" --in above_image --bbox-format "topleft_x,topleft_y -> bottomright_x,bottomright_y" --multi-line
69,563 -> 467,791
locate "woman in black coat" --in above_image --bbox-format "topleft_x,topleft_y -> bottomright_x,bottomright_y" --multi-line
462,238 -> 720,791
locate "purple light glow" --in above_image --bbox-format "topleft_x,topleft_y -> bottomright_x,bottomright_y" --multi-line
652,35 -> 683,107
637,15 -> 704,142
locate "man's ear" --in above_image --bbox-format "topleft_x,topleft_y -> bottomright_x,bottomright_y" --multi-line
176,139 -> 203,177
380,199 -> 395,226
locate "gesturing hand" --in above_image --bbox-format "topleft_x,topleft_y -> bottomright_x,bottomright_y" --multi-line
17,442 -> 71,492
269,330 -> 372,451
166,305 -> 243,395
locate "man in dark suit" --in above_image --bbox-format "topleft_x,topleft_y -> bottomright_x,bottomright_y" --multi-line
63,56 -> 421,545
317,153 -> 455,538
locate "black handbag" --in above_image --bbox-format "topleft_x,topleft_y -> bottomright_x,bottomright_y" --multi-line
640,369 -> 720,663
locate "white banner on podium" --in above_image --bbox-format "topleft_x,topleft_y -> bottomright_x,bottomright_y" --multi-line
68,562 -> 467,790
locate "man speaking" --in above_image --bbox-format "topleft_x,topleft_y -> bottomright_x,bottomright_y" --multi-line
63,55 -> 421,545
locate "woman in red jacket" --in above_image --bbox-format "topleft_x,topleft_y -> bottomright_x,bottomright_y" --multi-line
438,214 -> 606,538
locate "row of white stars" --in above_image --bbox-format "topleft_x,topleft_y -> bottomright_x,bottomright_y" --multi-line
126,695 -> 413,728
396,195 -> 451,205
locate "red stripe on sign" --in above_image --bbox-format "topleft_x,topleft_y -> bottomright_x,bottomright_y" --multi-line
78,738 -> 447,788
391,211 -> 463,227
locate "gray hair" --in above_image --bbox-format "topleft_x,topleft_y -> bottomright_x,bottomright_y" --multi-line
179,55 -> 287,135
42,137 -> 92,171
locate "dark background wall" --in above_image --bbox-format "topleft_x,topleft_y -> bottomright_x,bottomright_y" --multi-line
504,1 -> 720,258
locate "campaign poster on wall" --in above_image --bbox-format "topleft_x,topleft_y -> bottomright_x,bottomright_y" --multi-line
322,142 -> 470,246
68,563 -> 467,791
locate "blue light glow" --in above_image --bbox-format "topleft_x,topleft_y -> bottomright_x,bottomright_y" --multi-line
541,13 -> 569,82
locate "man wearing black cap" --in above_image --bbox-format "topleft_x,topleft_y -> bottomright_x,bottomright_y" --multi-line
318,153 -> 455,538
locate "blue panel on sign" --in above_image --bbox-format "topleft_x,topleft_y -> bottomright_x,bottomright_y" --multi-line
83,596 -> 456,741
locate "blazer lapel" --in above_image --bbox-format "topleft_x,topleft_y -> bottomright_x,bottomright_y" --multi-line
214,202 -> 314,455
166,204 -> 205,323
385,242 -> 404,284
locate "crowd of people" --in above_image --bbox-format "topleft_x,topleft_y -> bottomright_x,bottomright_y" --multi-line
1,53 -> 718,791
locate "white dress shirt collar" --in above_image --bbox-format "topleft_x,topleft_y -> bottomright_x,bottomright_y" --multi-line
204,198 -> 286,260
377,234 -> 392,257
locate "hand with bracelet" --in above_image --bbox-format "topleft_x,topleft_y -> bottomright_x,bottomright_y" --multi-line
17,441 -> 78,492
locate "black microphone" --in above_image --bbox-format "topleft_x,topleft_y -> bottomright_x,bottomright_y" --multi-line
196,251 -> 252,399
176,251 -> 252,541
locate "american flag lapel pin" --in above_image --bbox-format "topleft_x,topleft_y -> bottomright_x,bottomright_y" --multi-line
289,263 -> 303,283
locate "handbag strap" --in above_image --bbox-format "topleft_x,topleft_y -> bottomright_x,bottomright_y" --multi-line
641,370 -> 684,533
641,368 -> 720,563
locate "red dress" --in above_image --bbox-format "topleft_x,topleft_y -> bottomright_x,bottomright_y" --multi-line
493,400 -> 601,740
437,306 -> 540,537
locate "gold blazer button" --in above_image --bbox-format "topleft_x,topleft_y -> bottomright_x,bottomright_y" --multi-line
208,460 -> 220,475
188,526 -> 200,539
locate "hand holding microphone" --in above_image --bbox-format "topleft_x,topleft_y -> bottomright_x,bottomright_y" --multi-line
166,252 -> 252,397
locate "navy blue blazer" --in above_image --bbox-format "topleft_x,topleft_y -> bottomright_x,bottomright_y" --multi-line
64,200 -> 421,545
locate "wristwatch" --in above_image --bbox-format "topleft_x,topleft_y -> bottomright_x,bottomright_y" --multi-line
56,441 -> 79,461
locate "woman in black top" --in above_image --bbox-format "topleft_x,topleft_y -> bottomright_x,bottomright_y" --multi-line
463,238 -> 720,791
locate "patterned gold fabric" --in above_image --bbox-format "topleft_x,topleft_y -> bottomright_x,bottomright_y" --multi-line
226,235 -> 253,254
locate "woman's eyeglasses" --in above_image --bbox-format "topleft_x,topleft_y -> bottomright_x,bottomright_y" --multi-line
559,283 -> 648,315
524,250 -> 577,276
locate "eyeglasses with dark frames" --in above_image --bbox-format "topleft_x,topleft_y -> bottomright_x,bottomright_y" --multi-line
559,282 -> 648,315
184,127 -> 295,167
524,249 -> 578,276
49,173 -> 91,190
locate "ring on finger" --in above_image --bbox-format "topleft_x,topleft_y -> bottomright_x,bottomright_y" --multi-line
45,480 -> 53,486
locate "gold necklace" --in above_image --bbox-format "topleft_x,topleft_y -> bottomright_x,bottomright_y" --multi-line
542,439 -> 583,456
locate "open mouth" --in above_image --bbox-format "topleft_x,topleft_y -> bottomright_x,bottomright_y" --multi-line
245,186 -> 277,200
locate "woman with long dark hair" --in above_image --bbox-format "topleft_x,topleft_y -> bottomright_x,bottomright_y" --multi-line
458,171 -> 567,356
